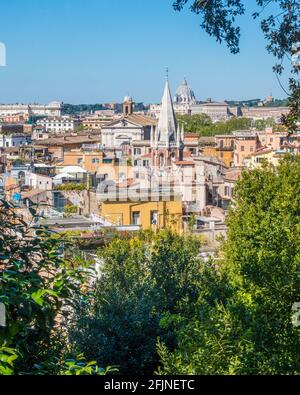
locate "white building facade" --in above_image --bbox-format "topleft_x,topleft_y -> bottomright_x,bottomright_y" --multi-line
0,101 -> 62,117
36,116 -> 80,134
0,133 -> 32,148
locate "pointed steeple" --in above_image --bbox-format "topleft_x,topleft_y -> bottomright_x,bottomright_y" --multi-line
157,79 -> 177,147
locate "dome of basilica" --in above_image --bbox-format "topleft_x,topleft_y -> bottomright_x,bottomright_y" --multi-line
175,78 -> 196,104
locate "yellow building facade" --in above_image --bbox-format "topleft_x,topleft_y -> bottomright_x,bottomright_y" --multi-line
244,149 -> 285,169
100,199 -> 183,234
201,146 -> 233,167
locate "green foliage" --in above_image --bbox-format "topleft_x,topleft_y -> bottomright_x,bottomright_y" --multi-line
67,230 -> 205,374
56,183 -> 86,191
62,104 -> 105,115
63,204 -> 78,217
173,1 -> 300,130
158,158 -> 300,375
58,354 -> 117,376
173,0 -> 245,54
173,1 -> 300,70
178,114 -> 253,136
0,200 -> 107,375
281,79 -> 300,132
75,124 -> 86,132
0,345 -> 20,375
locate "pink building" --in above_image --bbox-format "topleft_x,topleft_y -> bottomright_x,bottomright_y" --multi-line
257,128 -> 287,151
233,131 -> 258,167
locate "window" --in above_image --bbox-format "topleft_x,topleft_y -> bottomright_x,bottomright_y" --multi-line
132,212 -> 140,226
250,146 -> 254,152
151,211 -> 158,226
159,154 -> 165,168
92,158 -> 100,164
225,186 -> 229,196
143,160 -> 149,167
77,158 -> 83,165
134,148 -> 141,155
241,145 -> 245,152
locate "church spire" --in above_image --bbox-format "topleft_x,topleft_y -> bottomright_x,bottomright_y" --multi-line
157,79 -> 177,147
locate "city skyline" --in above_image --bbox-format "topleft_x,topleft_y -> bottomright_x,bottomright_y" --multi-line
0,0 -> 292,104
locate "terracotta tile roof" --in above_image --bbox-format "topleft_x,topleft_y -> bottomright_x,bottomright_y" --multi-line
38,134 -> 101,147
224,169 -> 242,182
126,114 -> 157,127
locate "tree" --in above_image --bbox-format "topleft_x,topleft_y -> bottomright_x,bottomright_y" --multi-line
67,230 -> 205,374
0,200 -> 104,375
158,157 -> 300,374
173,1 -> 300,130
177,114 -> 253,136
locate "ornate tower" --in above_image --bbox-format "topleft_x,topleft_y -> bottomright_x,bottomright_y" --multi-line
123,96 -> 133,116
151,79 -> 184,168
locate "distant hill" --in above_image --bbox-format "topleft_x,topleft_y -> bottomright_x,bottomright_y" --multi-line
226,98 -> 288,107
62,104 -> 106,115
226,99 -> 261,107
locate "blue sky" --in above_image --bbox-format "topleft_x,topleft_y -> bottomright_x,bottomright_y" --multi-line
0,0 -> 291,104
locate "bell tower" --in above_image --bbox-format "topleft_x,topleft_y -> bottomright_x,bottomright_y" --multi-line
151,78 -> 184,168
123,96 -> 133,116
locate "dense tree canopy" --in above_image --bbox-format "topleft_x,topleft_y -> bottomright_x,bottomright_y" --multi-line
0,201 -> 108,375
158,157 -> 300,374
67,231 -> 208,375
177,114 -> 277,136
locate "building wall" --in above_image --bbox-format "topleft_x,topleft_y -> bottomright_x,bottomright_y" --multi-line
244,151 -> 283,169
100,200 -> 183,233
0,134 -> 32,148
29,173 -> 53,190
240,106 -> 289,121
234,138 -> 257,167
0,102 -> 61,117
257,130 -> 286,150
201,146 -> 233,167
37,117 -> 79,133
